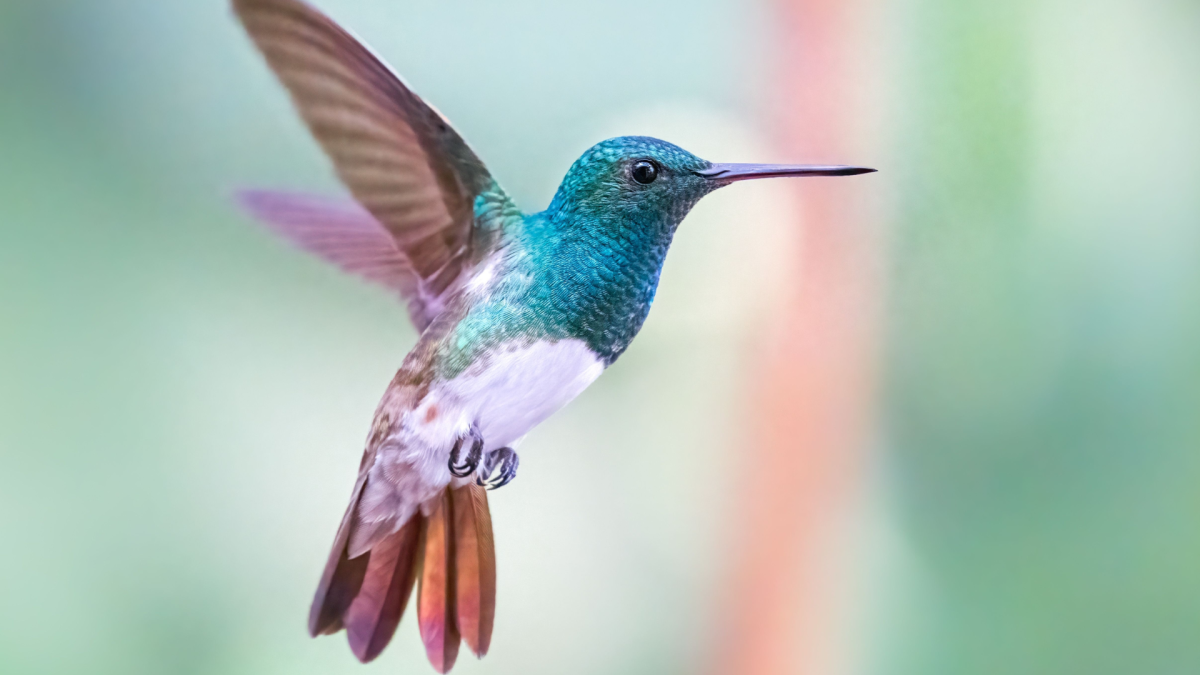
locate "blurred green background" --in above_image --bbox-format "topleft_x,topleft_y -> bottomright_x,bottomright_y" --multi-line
1,1 -> 1198,674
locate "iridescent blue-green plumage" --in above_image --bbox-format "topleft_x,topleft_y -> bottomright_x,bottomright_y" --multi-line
436,136 -> 717,376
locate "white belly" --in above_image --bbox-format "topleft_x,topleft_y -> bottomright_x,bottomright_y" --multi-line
353,338 -> 603,537
458,339 -> 604,447
410,338 -> 604,452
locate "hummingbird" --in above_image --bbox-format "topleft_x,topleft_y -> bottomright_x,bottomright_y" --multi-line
232,0 -> 873,671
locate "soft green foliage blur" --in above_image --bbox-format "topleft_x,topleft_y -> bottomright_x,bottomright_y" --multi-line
1,1 -> 1198,674
882,2 -> 1200,674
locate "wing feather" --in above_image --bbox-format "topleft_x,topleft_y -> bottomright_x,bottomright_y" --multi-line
233,0 -> 508,329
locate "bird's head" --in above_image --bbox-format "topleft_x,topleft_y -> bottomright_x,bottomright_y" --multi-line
546,135 -> 874,230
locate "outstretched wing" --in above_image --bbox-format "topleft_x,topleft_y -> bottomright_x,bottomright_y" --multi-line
234,0 -> 506,330
237,190 -> 448,328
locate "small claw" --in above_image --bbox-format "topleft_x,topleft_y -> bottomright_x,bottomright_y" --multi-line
475,458 -> 487,485
475,448 -> 500,485
480,448 -> 518,491
449,426 -> 484,477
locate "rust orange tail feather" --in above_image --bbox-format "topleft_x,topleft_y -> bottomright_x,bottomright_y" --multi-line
308,484 -> 497,671
418,491 -> 461,672
451,484 -> 497,657
344,519 -> 422,662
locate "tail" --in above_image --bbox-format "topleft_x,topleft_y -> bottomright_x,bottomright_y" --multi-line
309,484 -> 496,672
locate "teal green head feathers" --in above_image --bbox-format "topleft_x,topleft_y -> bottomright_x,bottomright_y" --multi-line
232,0 -> 874,671
545,135 -> 873,233
547,136 -> 717,228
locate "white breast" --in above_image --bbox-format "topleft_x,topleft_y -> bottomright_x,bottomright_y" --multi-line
407,339 -> 605,454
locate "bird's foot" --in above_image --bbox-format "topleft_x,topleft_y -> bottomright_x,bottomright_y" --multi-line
448,425 -> 484,478
477,447 -> 519,490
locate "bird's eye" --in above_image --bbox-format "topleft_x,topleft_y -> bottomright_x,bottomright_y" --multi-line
631,160 -> 658,185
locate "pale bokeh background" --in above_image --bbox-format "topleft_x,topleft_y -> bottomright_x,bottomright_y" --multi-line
2,1 -> 1198,674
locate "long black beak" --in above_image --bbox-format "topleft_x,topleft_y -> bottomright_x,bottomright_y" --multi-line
698,163 -> 876,183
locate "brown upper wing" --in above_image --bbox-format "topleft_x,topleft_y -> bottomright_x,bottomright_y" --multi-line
234,0 -> 502,329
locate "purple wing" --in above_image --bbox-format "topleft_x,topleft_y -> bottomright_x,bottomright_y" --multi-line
238,190 -> 449,330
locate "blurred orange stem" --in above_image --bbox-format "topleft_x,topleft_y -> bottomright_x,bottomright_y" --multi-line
708,2 -> 880,674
